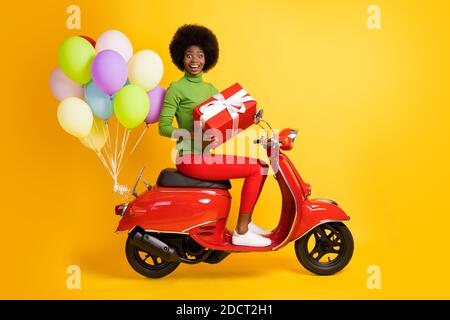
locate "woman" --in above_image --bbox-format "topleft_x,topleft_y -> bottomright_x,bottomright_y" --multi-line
159,24 -> 271,247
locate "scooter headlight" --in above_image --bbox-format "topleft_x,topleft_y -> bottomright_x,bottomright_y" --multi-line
279,128 -> 299,150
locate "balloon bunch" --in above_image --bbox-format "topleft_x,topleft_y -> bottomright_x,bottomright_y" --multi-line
50,30 -> 166,196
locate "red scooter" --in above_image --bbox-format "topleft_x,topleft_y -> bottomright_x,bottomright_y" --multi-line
114,110 -> 354,278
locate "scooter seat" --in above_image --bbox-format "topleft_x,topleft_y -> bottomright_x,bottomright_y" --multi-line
156,168 -> 232,190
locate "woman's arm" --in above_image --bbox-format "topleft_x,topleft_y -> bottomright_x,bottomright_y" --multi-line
210,83 -> 219,95
159,85 -> 181,138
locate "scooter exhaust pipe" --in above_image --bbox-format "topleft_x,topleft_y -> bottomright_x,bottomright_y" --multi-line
130,231 -> 179,262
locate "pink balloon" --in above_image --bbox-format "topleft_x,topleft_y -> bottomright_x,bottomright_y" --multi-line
49,67 -> 84,101
146,86 -> 166,124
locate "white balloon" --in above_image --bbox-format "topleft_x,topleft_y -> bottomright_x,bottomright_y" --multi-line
128,50 -> 164,91
95,30 -> 133,62
57,97 -> 93,138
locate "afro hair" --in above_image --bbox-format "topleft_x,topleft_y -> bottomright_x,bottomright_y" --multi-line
169,24 -> 219,73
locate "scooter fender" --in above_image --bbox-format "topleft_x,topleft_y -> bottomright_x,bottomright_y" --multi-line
290,199 -> 350,241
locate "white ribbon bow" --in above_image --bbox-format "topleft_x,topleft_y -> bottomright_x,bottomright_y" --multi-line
199,88 -> 255,134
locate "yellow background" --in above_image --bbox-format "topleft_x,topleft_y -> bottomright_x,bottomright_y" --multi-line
1,0 -> 449,299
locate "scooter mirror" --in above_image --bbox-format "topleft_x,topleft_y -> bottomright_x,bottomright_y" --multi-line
131,166 -> 145,197
254,109 -> 264,124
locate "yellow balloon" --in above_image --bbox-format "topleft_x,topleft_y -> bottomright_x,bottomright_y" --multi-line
57,97 -> 93,138
128,50 -> 164,91
79,117 -> 108,150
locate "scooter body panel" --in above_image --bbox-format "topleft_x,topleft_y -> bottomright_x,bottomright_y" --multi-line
116,186 -> 231,233
290,199 -> 350,241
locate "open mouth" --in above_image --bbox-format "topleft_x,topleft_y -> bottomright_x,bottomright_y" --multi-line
189,64 -> 201,72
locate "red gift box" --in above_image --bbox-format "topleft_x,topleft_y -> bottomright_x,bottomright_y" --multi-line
193,83 -> 257,142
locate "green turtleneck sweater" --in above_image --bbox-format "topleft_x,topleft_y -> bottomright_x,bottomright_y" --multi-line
159,71 -> 218,155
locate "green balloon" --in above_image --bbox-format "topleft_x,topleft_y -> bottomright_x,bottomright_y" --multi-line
114,85 -> 150,129
58,36 -> 96,85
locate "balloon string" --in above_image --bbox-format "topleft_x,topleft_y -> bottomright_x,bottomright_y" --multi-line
112,127 -> 130,196
117,127 -> 128,164
100,145 -> 115,177
92,144 -> 115,181
83,132 -> 115,180
85,119 -> 130,195
113,120 -> 119,176
92,118 -> 113,175
92,119 -> 114,168
96,150 -> 115,181
130,125 -> 148,154
105,121 -> 113,155
101,120 -> 114,172
117,125 -> 148,176
100,135 -> 130,196
117,128 -> 130,175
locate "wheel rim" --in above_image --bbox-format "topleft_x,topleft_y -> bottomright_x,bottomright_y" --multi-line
133,248 -> 172,271
306,223 -> 345,266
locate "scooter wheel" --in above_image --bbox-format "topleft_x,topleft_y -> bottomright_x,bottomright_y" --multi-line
295,222 -> 354,275
125,236 -> 180,279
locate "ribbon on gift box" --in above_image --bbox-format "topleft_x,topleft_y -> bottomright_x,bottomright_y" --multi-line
198,88 -> 255,134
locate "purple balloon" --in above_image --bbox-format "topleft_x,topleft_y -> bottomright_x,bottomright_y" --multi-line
146,86 -> 166,124
91,50 -> 128,95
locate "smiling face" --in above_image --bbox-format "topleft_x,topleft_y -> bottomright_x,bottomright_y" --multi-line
183,45 -> 205,75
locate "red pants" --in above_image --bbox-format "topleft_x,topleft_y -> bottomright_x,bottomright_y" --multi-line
176,154 -> 269,214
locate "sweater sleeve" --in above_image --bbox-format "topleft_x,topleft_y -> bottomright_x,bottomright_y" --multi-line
159,84 -> 181,138
210,83 -> 219,95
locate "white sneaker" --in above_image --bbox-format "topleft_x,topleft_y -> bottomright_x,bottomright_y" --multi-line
248,221 -> 271,235
232,230 -> 272,247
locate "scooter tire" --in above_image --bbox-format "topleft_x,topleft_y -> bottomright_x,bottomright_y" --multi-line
125,236 -> 180,279
295,222 -> 354,275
